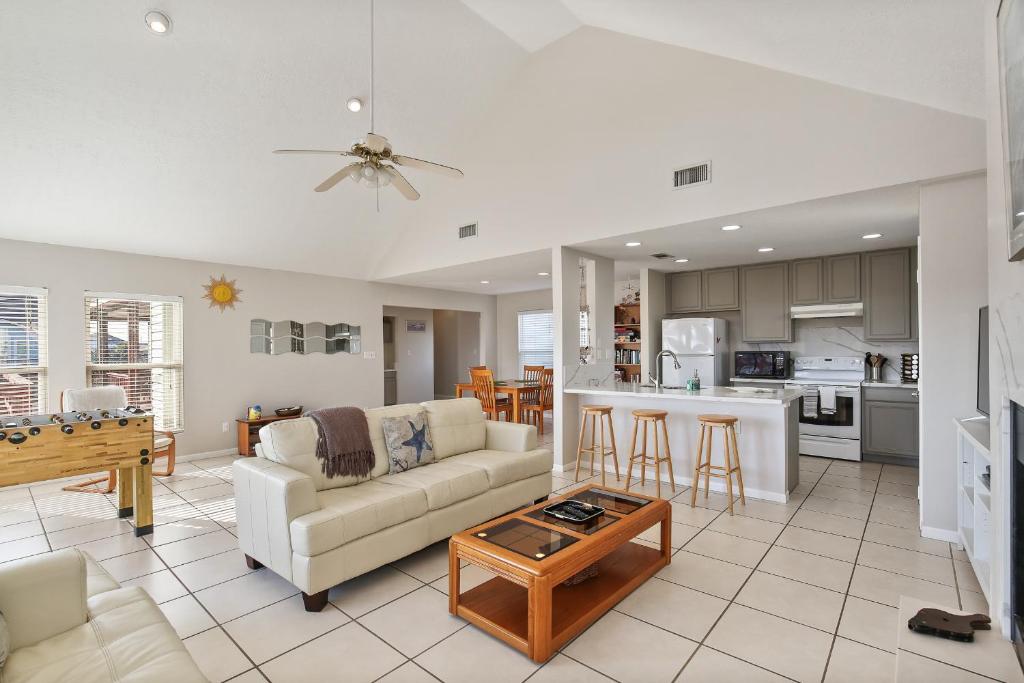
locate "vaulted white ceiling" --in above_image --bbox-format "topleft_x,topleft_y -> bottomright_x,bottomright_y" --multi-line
0,0 -> 986,285
464,0 -> 985,118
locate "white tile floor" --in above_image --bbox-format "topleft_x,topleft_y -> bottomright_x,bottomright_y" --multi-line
0,419 -> 985,683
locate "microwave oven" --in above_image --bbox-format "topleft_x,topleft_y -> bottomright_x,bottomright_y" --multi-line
734,351 -> 791,379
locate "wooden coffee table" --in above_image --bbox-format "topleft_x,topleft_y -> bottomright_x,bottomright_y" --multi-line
448,485 -> 671,662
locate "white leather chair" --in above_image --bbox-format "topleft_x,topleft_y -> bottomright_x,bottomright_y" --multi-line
0,548 -> 207,682
61,386 -> 176,494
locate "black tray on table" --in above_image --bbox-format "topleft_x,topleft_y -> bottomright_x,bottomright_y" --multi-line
542,500 -> 605,524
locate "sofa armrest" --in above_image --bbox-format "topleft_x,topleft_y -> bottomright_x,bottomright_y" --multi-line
0,548 -> 89,650
233,458 -> 319,582
484,420 -> 538,453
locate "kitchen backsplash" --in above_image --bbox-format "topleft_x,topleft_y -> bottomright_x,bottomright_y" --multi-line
673,312 -> 919,382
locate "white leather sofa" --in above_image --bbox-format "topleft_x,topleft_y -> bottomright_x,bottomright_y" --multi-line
233,398 -> 553,611
0,548 -> 206,682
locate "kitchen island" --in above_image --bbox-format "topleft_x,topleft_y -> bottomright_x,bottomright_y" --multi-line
565,384 -> 803,502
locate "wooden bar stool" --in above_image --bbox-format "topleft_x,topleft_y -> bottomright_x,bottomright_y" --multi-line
574,406 -> 621,486
624,410 -> 676,499
690,414 -> 745,514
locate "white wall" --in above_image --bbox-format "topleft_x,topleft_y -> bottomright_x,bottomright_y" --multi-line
984,0 -> 1024,634
495,289 -> 552,379
382,306 -> 435,405
0,238 -> 497,456
917,174 -> 989,537
640,269 -> 667,382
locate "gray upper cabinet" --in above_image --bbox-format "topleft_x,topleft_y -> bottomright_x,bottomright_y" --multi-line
863,248 -> 913,341
791,259 -> 824,305
702,268 -> 740,311
669,271 -> 703,313
824,253 -> 861,303
741,262 -> 792,342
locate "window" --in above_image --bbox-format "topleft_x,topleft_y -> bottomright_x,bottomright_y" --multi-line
517,309 -> 554,369
0,287 -> 48,414
85,293 -> 183,431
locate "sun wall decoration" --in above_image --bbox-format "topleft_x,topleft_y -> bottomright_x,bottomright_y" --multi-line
202,274 -> 242,311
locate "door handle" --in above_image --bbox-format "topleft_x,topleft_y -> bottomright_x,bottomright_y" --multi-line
911,391 -> 919,398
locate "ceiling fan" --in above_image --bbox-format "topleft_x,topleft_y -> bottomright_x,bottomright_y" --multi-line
274,0 -> 463,202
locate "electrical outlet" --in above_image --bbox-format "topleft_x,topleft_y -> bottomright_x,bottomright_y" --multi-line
363,351 -> 377,360
221,422 -> 228,433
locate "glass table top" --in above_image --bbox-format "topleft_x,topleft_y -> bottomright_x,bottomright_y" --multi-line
570,488 -> 651,515
473,518 -> 578,560
524,506 -> 619,535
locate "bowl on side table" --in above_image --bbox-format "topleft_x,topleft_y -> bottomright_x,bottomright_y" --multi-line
275,406 -> 303,417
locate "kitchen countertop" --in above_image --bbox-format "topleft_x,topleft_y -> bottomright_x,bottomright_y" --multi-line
566,384 -> 802,405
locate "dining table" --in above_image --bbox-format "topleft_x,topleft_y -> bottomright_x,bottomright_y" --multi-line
455,380 -> 538,424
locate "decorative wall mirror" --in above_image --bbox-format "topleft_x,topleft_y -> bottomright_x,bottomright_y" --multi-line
250,320 -> 361,355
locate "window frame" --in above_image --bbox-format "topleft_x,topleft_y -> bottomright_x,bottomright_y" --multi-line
84,291 -> 184,432
0,286 -> 48,415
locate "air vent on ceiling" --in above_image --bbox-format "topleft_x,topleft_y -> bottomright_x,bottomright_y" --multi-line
650,253 -> 675,260
673,161 -> 711,189
458,223 -> 478,239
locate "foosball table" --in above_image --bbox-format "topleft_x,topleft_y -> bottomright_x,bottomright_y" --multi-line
0,408 -> 157,536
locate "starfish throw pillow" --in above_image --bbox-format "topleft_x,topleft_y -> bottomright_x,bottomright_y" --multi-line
381,411 -> 435,474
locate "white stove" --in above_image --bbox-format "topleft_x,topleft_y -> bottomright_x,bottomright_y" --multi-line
786,356 -> 865,461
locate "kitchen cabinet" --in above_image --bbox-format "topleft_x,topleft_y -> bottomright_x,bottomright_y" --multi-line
825,253 -> 861,303
668,271 -> 703,313
741,262 -> 792,342
862,386 -> 919,464
791,259 -> 824,305
702,268 -> 739,311
863,248 -> 914,341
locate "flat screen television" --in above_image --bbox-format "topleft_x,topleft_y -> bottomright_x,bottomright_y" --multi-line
979,306 -> 990,416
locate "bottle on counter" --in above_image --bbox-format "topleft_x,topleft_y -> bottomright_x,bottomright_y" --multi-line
686,369 -> 701,391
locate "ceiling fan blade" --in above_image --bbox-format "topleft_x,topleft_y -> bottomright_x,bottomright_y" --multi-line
382,165 -> 420,200
274,149 -> 357,156
314,163 -> 362,192
363,133 -> 390,153
392,155 -> 464,179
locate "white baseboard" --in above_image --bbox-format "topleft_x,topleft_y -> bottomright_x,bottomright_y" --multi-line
177,448 -> 238,463
550,463 -> 789,503
920,526 -> 959,544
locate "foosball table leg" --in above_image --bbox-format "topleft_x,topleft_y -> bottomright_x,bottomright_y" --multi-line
117,467 -> 134,518
133,462 -> 153,537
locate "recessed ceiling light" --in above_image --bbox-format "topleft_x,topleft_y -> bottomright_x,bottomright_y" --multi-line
758,247 -> 775,253
862,233 -> 883,239
625,241 -> 642,247
674,258 -> 689,263
346,98 -> 363,113
145,10 -> 171,34
479,280 -> 490,284
537,272 -> 549,276
721,224 -> 741,231
1017,211 -> 1024,217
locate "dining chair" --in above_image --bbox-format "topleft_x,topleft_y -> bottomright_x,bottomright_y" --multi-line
522,369 -> 554,434
470,367 -> 514,421
520,365 -> 544,416
61,386 -> 177,494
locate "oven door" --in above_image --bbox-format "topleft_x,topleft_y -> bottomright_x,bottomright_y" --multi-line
792,386 -> 860,440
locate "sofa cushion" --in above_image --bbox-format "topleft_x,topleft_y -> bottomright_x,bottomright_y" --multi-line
420,398 -> 486,459
377,461 -> 489,510
381,411 -> 435,474
289,481 -> 428,556
446,448 -> 554,488
258,417 -> 370,491
365,403 -> 424,478
3,586 -> 205,683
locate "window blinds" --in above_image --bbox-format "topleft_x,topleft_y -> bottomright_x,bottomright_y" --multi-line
0,287 -> 48,415
517,309 -> 554,369
84,293 -> 184,432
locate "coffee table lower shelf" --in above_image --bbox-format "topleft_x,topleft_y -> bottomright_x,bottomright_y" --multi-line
454,541 -> 665,661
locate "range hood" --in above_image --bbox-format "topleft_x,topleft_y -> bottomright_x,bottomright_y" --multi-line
790,302 -> 864,319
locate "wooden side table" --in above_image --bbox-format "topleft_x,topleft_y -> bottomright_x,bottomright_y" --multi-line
236,414 -> 302,456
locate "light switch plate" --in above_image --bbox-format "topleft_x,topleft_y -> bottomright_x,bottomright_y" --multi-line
363,351 -> 377,359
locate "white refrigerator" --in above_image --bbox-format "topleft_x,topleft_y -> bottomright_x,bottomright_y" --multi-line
660,318 -> 729,388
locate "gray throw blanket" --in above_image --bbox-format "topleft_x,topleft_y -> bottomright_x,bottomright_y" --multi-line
306,407 -> 375,478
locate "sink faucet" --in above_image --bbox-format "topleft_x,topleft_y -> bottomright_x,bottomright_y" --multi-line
650,350 -> 682,390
